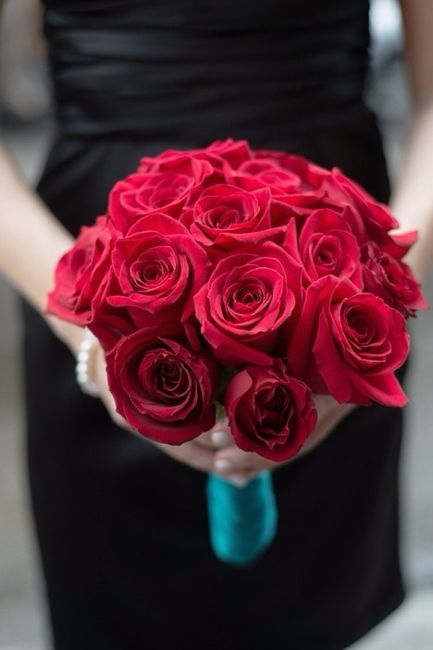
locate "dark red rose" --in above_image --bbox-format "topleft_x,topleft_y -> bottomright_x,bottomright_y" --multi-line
362,242 -> 428,317
106,331 -> 220,444
287,276 -> 409,406
194,242 -> 303,367
299,208 -> 363,286
180,182 -> 285,256
106,213 -> 210,346
225,360 -> 317,461
47,216 -> 113,326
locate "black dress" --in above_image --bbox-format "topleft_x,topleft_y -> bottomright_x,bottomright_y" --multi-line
24,1 -> 408,648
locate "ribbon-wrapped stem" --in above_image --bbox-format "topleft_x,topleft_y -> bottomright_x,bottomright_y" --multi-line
206,470 -> 277,566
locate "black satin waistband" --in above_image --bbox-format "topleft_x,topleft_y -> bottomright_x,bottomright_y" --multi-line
43,0 -> 371,140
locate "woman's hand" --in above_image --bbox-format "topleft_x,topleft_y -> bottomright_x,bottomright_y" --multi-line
210,396 -> 355,485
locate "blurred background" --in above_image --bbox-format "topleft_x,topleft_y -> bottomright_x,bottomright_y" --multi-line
0,0 -> 432,648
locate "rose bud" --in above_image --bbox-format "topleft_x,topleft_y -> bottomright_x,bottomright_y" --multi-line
225,360 -> 317,462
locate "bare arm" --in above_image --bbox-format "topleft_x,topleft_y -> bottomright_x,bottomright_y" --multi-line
391,0 -> 433,280
0,145 -> 82,352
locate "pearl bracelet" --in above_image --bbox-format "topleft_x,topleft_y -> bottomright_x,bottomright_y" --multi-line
75,329 -> 101,397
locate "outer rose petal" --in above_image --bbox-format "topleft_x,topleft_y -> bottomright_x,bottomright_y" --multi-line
205,139 -> 253,168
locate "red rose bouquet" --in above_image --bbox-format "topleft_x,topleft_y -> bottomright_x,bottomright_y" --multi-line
47,139 -> 426,565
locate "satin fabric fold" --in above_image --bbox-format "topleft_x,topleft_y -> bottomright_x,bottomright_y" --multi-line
43,0 -> 371,139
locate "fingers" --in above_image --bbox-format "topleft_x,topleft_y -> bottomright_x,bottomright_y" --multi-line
157,439 -> 216,473
196,416 -> 232,449
213,445 -> 275,486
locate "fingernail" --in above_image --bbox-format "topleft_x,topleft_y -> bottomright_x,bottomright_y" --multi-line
227,473 -> 248,488
211,430 -> 231,447
214,458 -> 233,472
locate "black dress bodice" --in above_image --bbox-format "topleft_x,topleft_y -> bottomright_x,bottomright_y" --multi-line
42,0 -> 371,143
24,3 -> 408,649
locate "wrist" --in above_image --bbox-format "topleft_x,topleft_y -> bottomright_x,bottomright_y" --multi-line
47,316 -> 85,357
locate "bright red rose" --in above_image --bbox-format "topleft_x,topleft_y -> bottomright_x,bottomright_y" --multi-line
244,150 -> 341,220
236,158 -> 303,193
194,242 -> 303,367
287,276 -> 409,406
225,360 -> 317,461
204,139 -> 253,169
108,154 -> 217,233
362,242 -> 428,317
248,153 -> 417,257
299,208 -> 363,286
106,213 -> 210,346
137,149 -> 225,183
106,331 -> 220,443
180,182 -> 285,256
47,216 -> 113,326
252,150 -> 310,180
307,166 -> 408,246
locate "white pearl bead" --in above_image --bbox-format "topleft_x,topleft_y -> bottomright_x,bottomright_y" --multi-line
78,350 -> 90,362
76,361 -> 88,374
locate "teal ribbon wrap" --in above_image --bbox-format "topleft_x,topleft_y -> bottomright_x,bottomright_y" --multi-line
206,471 -> 278,566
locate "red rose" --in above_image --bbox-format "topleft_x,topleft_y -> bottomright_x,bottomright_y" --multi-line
252,150 -> 310,180
236,158 -> 303,193
180,182 -> 284,256
106,331 -> 220,444
362,241 -> 428,317
108,154 -> 217,233
204,139 -> 253,169
309,166 -> 403,244
106,213 -> 210,345
245,150 -> 341,219
194,242 -> 303,366
225,360 -> 317,461
137,149 -> 225,182
47,216 -> 113,326
299,208 -> 363,286
288,276 -> 409,406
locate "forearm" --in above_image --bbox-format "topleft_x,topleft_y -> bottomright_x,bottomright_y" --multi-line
0,142 -> 82,353
390,104 -> 433,282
